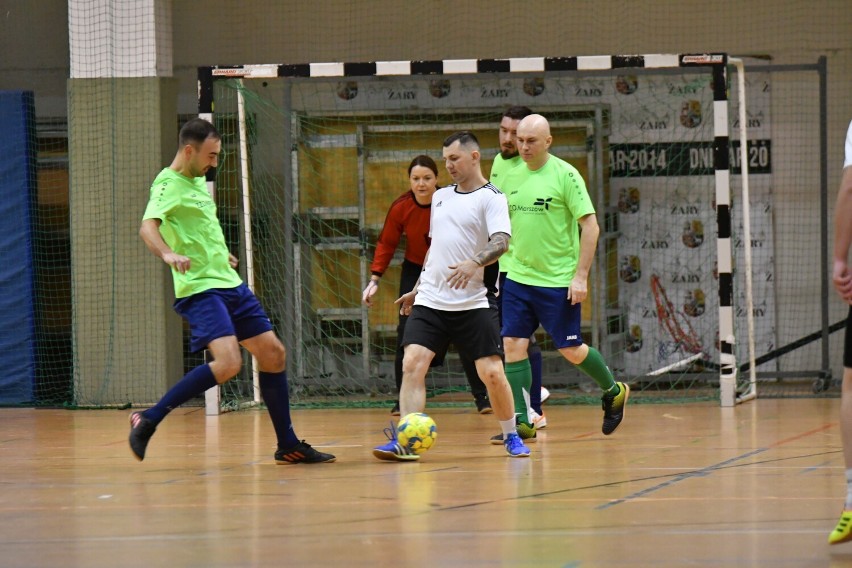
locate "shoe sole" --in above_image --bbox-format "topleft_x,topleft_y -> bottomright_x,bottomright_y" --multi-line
829,532 -> 852,545
275,457 -> 337,465
490,435 -> 536,445
478,407 -> 494,415
506,451 -> 531,458
372,449 -> 420,461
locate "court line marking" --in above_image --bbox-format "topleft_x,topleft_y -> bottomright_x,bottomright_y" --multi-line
596,422 -> 836,509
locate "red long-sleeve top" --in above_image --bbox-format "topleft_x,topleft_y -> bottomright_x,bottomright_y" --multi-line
370,190 -> 431,276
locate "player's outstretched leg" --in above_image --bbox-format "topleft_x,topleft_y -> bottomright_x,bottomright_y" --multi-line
128,363 -> 218,461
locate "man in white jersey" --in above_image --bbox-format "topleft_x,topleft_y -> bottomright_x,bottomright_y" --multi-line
499,114 -> 629,437
828,119 -> 852,545
372,131 -> 531,460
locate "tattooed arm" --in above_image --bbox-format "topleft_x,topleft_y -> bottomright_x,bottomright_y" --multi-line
447,231 -> 510,290
472,231 -> 510,267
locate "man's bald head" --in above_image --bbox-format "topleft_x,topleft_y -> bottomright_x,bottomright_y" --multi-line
516,114 -> 553,171
517,114 -> 551,138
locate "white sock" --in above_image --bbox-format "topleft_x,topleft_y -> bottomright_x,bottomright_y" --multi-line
845,469 -> 852,509
499,418 -> 516,439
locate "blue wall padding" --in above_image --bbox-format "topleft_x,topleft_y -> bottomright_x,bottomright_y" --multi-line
0,91 -> 37,404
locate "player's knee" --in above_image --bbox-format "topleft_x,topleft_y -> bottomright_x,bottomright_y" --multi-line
401,354 -> 428,378
214,353 -> 243,380
561,345 -> 584,365
475,359 -> 504,386
261,340 -> 287,372
480,369 -> 503,387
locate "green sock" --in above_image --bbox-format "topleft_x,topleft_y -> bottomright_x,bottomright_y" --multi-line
575,347 -> 618,394
504,359 -> 533,426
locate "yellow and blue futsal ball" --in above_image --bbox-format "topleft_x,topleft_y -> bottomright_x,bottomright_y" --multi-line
397,412 -> 437,455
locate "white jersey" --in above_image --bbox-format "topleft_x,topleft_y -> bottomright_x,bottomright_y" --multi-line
415,182 -> 511,311
845,120 -> 852,168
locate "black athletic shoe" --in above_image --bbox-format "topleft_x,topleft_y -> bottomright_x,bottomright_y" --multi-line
274,440 -> 337,465
390,402 -> 401,416
129,412 -> 156,461
474,394 -> 493,414
601,382 -> 630,435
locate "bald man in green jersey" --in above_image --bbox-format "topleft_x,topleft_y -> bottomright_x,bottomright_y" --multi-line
488,106 -> 550,441
499,114 -> 629,436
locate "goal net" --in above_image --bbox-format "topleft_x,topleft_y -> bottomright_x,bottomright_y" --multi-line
200,54 -> 771,410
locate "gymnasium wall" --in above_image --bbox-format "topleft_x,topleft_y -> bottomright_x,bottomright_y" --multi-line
0,0 -> 851,389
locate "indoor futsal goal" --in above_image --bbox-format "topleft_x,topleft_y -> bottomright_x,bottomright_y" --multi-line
192,52 -> 836,414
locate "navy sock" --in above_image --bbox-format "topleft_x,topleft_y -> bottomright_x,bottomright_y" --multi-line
259,370 -> 299,449
144,364 -> 217,425
529,347 -> 543,413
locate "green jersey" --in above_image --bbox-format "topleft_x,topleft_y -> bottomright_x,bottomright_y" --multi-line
143,168 -> 242,298
489,153 -> 523,189
500,155 -> 596,287
489,153 -> 523,274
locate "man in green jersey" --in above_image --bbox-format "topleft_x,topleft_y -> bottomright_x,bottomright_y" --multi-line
488,106 -> 550,441
490,105 -> 532,185
129,118 -> 336,465
499,114 -> 629,436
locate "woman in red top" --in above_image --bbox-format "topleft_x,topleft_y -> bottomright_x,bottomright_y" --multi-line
362,155 -> 490,415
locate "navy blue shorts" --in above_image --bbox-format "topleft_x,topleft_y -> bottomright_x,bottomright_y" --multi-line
173,283 -> 274,353
501,278 -> 583,349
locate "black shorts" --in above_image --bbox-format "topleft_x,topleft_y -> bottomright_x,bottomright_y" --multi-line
845,305 -> 852,368
402,305 -> 503,361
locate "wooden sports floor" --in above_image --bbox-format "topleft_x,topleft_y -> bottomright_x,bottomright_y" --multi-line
2,398 -> 852,567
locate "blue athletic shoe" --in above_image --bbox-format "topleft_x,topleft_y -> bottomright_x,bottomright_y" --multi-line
503,432 -> 531,458
372,421 -> 420,461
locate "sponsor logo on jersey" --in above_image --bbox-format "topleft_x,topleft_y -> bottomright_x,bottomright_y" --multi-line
533,197 -> 553,210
